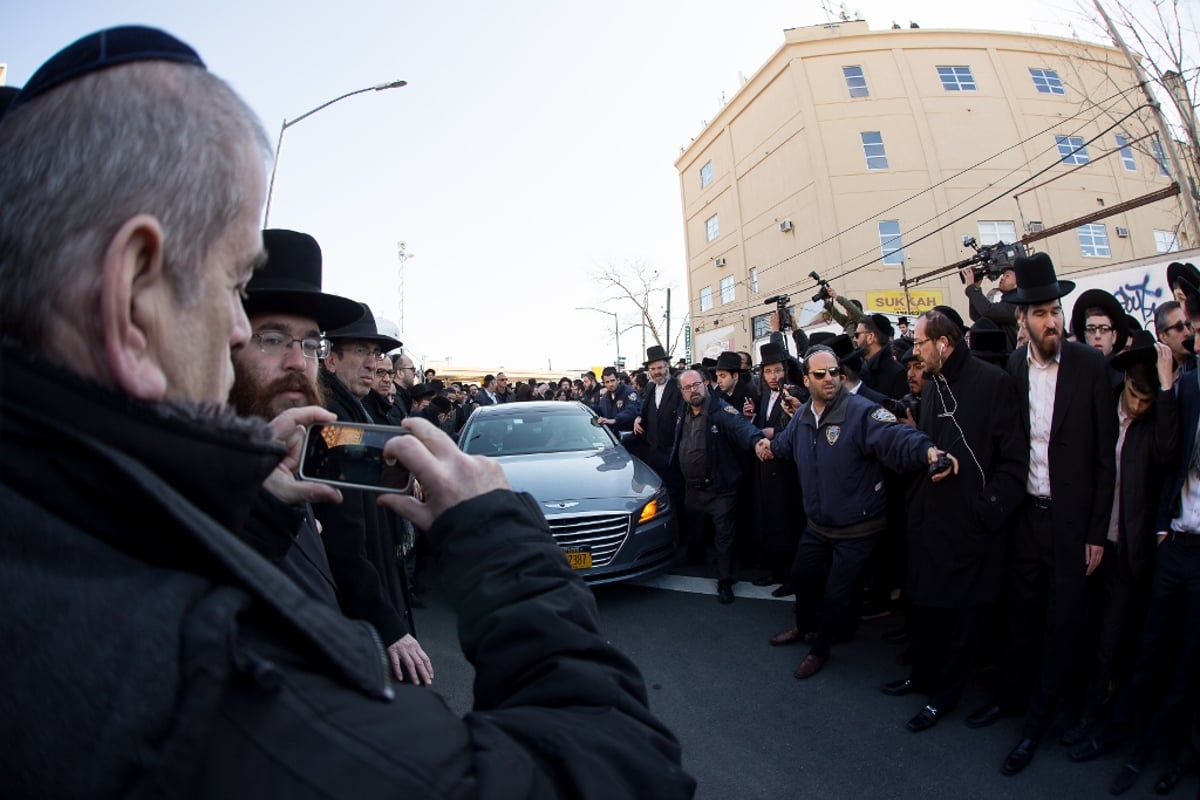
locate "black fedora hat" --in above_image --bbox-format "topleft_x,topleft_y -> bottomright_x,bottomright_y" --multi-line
243,229 -> 364,332
409,383 -> 437,401
1166,262 -> 1200,293
809,331 -> 837,348
1125,314 -> 1143,333
326,303 -> 402,351
827,334 -> 864,372
1110,330 -> 1160,373
714,351 -> 742,373
759,341 -> 788,367
1070,289 -> 1128,352
644,344 -> 670,368
969,319 -> 1011,365
899,344 -> 919,364
1001,252 -> 1074,305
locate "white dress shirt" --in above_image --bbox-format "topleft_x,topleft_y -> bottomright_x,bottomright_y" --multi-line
1025,347 -> 1060,497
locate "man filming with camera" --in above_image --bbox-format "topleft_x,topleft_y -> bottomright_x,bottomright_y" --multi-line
964,260 -> 1020,350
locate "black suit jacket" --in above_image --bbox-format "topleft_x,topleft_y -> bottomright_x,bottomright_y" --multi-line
1006,341 -> 1118,547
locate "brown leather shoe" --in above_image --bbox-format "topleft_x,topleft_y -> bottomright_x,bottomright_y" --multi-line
769,626 -> 802,646
793,654 -> 827,679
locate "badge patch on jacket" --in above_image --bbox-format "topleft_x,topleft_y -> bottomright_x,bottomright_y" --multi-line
871,407 -> 898,423
616,400 -> 624,408
825,425 -> 841,445
723,405 -> 737,415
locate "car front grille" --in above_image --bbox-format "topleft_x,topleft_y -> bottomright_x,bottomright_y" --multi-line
544,512 -> 630,567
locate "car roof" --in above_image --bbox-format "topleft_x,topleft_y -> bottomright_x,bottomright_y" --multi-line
469,400 -> 594,418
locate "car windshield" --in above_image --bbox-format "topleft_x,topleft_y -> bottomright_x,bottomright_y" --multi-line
463,413 -> 616,456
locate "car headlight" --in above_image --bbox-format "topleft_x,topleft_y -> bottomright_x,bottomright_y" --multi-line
637,492 -> 668,525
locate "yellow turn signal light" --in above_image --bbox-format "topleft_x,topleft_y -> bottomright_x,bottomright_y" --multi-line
637,498 -> 660,525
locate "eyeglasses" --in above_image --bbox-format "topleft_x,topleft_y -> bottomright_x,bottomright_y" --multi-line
912,338 -> 931,348
680,381 -> 705,392
1084,325 -> 1114,335
342,345 -> 386,360
252,332 -> 330,359
1161,320 -> 1193,335
807,367 -> 842,379
395,366 -> 416,374
375,368 -> 395,378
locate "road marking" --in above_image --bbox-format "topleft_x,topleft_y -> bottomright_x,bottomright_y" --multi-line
630,573 -> 792,602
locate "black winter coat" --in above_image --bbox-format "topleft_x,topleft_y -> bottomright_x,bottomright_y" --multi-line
0,349 -> 695,798
860,346 -> 908,400
906,346 -> 1028,607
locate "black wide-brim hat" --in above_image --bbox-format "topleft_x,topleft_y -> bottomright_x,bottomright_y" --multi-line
644,344 -> 670,368
1070,288 -> 1128,352
1001,252 -> 1074,305
759,341 -> 788,368
714,351 -> 742,373
408,383 -> 437,401
1167,262 -> 1200,293
327,303 -> 402,351
969,322 -> 1011,365
1110,330 -> 1160,373
243,230 -> 365,333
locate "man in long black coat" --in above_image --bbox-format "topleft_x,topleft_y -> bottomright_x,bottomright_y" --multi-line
882,310 -> 1026,732
964,253 -> 1117,777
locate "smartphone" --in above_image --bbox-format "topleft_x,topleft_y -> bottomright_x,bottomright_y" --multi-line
298,421 -> 414,494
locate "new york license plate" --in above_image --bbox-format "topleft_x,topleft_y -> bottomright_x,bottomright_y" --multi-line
565,549 -> 592,570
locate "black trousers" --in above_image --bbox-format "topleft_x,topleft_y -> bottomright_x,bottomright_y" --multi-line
1077,540 -> 1147,721
684,487 -> 738,584
791,528 -> 879,658
911,604 -> 988,713
997,499 -> 1088,739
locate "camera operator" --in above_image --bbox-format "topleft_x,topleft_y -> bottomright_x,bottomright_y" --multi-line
964,263 -> 1019,350
879,310 -> 1027,733
821,284 -> 867,337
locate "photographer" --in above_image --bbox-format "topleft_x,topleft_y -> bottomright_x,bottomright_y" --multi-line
964,264 -> 1019,350
822,285 -> 867,337
880,311 -> 1027,733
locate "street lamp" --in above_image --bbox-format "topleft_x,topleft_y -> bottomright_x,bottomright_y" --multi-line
264,79 -> 408,224
576,306 -> 619,367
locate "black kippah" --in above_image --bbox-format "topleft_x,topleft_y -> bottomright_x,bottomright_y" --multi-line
10,25 -> 205,112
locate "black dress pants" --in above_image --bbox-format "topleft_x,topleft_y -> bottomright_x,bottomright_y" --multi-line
791,528 -> 879,658
911,604 -> 988,713
685,486 -> 738,584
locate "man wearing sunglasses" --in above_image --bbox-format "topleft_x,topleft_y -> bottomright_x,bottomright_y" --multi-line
1154,300 -> 1196,389
757,346 -> 949,680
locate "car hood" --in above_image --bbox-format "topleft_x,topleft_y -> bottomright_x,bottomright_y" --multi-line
493,447 -> 661,506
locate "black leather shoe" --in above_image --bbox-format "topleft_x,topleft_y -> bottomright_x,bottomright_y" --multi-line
1059,718 -> 1092,747
1153,762 -> 1184,795
1109,764 -> 1141,795
965,703 -> 1005,729
752,575 -> 777,587
771,583 -> 795,598
1001,737 -> 1039,776
1069,736 -> 1118,763
881,677 -> 915,697
717,583 -> 734,604
907,705 -> 941,733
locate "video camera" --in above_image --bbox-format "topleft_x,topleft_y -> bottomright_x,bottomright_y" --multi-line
763,293 -> 794,331
960,236 -> 1027,285
809,271 -> 832,303
881,393 -> 922,421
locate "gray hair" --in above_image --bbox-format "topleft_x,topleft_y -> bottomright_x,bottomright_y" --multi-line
0,61 -> 270,350
1155,300 -> 1181,335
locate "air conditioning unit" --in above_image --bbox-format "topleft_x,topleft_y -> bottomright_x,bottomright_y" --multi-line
1028,221 -> 1044,233
1116,226 -> 1130,238
779,220 -> 794,233
715,257 -> 727,267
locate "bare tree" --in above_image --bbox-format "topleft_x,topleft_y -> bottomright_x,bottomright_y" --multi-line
591,258 -> 679,360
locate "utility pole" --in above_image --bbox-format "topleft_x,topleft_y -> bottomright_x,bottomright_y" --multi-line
396,241 -> 414,334
1093,0 -> 1200,246
665,288 -> 672,356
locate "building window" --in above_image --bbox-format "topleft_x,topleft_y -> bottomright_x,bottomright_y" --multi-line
1151,138 -> 1169,175
705,213 -> 719,242
937,65 -> 976,91
749,267 -> 759,294
1116,135 -> 1137,171
1056,135 -> 1089,165
1155,229 -> 1180,253
700,161 -> 713,189
699,286 -> 713,312
719,275 -> 735,304
843,66 -> 869,98
878,221 -> 906,265
861,131 -> 889,170
752,312 -> 772,339
978,220 -> 1018,245
1078,224 -> 1110,257
1029,68 -> 1065,95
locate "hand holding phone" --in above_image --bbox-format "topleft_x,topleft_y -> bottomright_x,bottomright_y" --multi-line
299,421 -> 415,494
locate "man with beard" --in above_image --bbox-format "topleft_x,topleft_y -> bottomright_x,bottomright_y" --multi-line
580,370 -> 602,411
390,352 -> 418,417
631,345 -> 683,528
856,314 -> 907,400
758,347 -> 947,680
965,253 -> 1117,778
879,310 -> 1026,733
317,304 -> 434,686
229,229 -> 365,606
671,369 -> 765,604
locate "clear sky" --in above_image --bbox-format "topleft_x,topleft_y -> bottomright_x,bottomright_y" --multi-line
6,0 -> 1138,373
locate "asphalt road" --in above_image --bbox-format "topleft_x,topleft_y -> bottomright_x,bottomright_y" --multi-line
413,576 -> 1194,799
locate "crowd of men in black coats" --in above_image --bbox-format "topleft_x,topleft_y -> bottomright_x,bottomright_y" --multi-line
560,254 -> 1199,796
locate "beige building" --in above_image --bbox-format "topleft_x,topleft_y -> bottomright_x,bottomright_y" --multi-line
676,20 -> 1193,357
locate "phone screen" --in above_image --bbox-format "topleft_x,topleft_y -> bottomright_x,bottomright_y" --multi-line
299,422 -> 413,494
